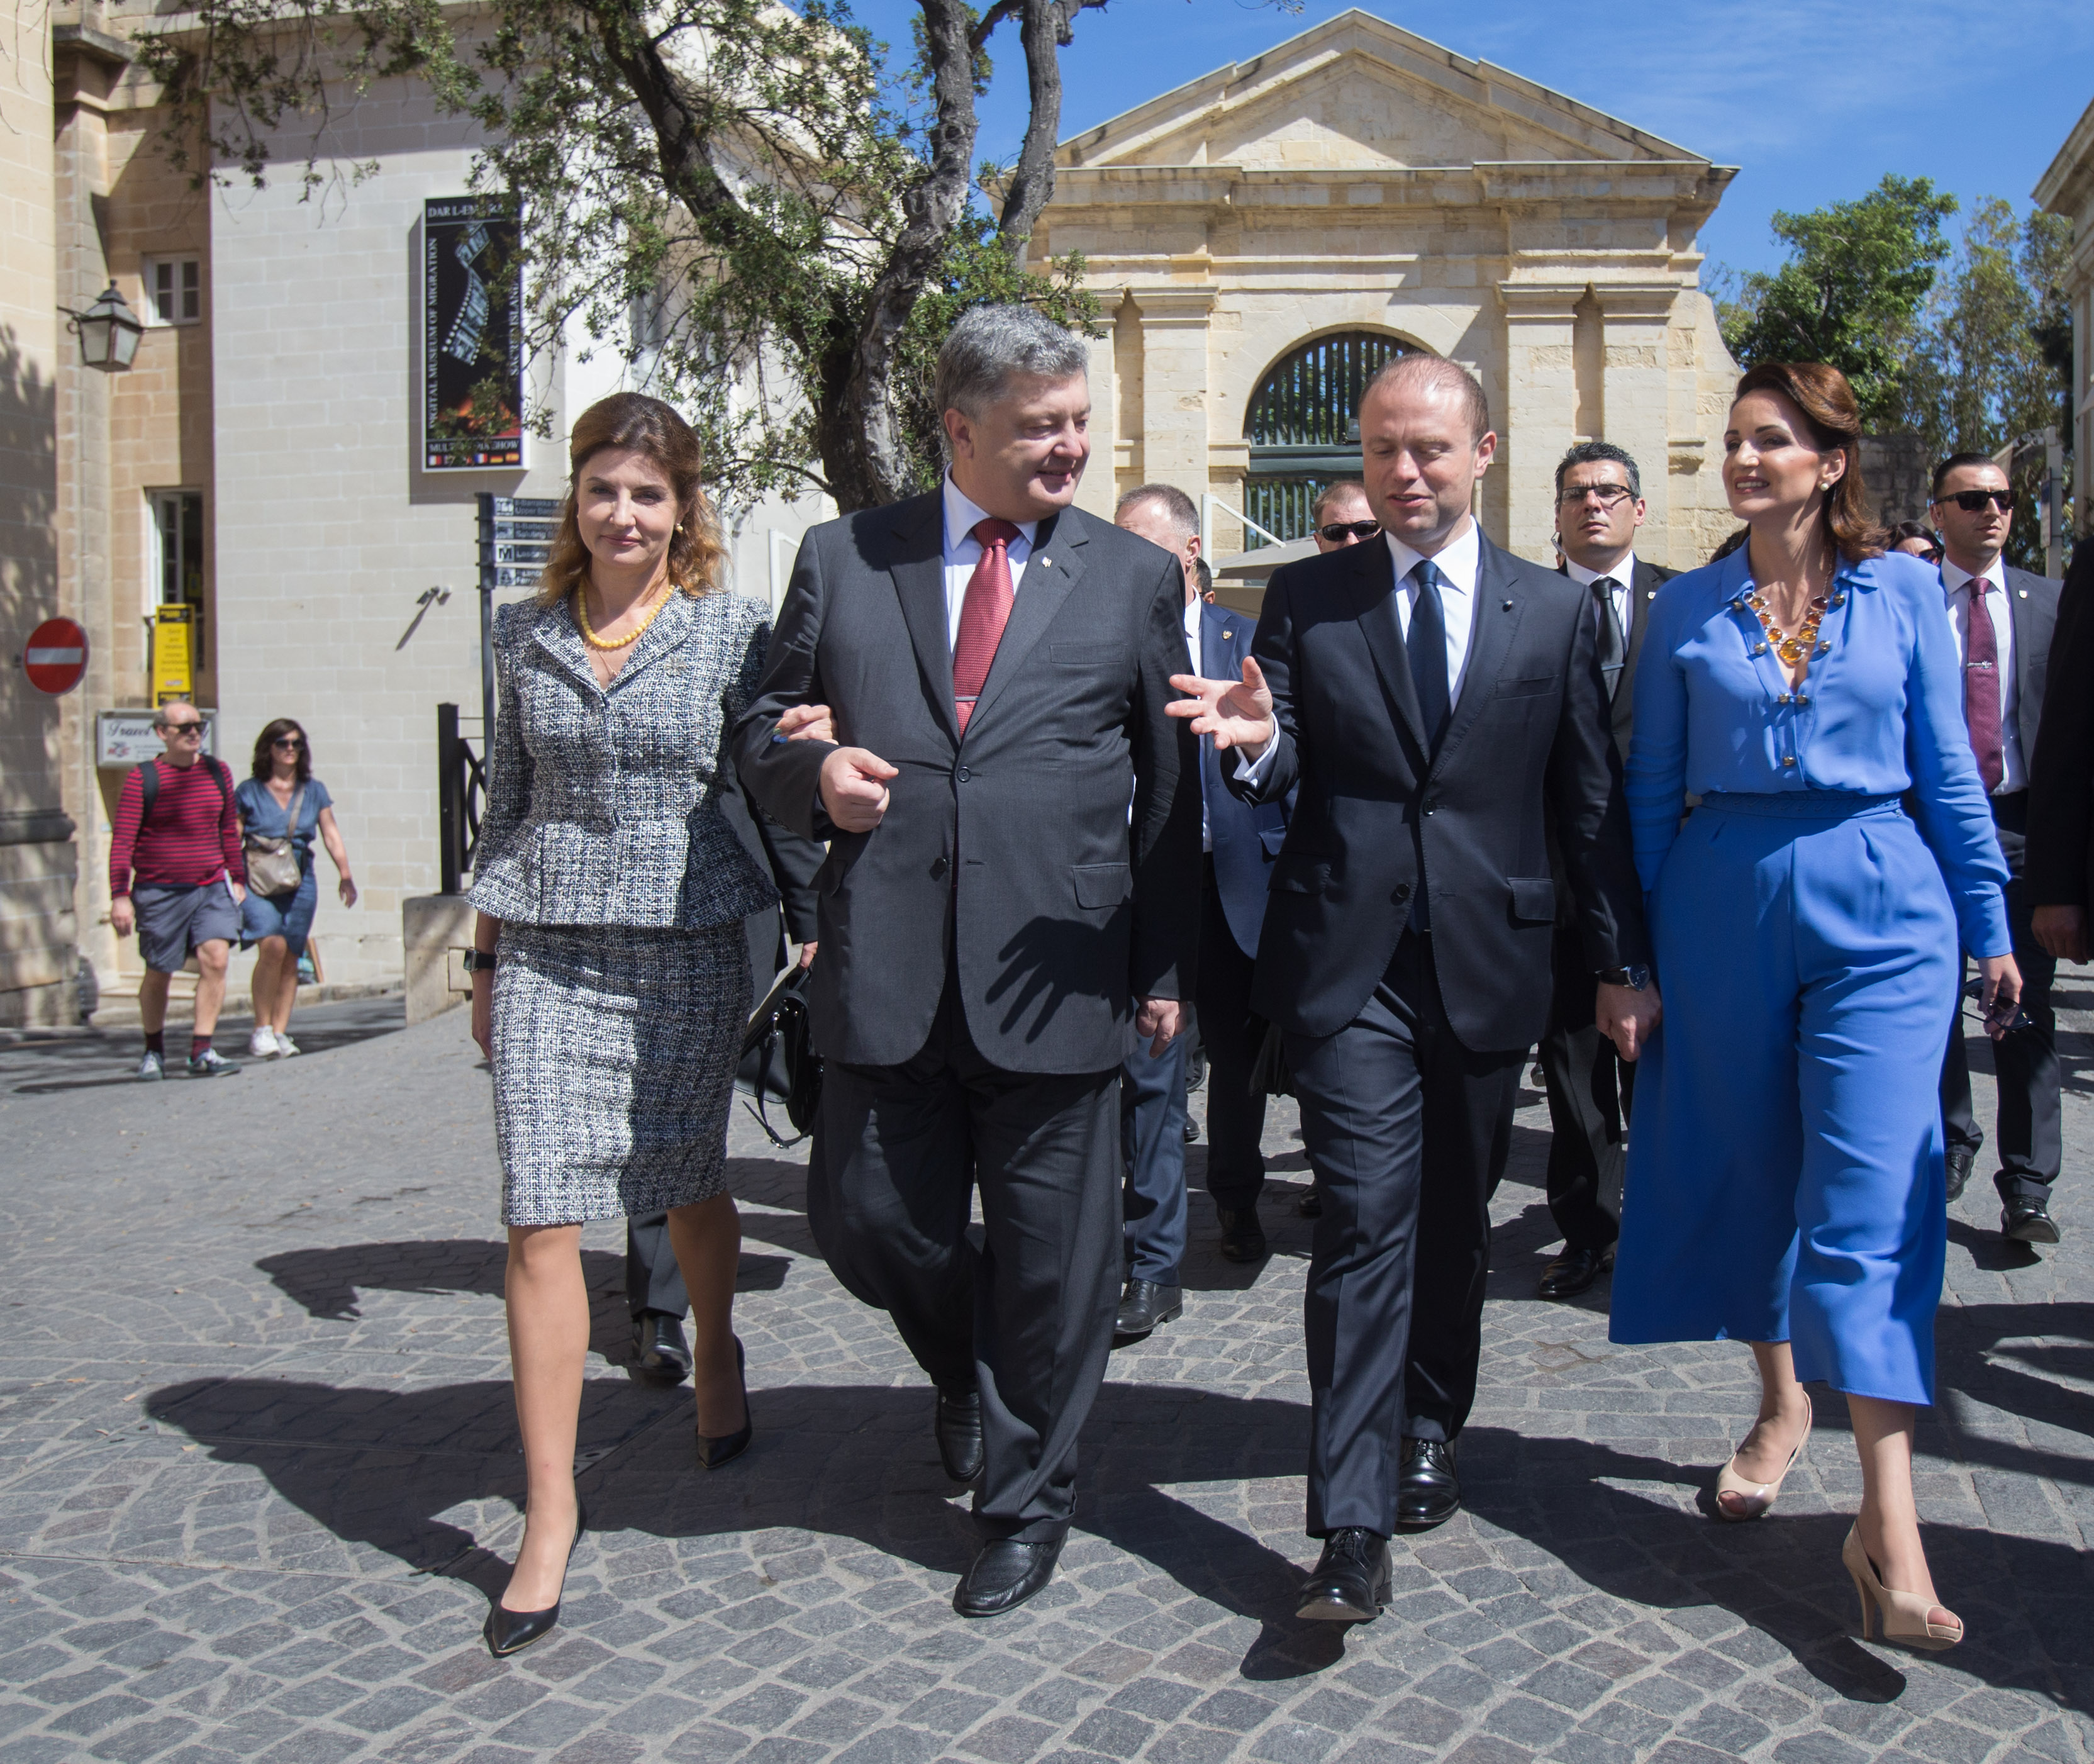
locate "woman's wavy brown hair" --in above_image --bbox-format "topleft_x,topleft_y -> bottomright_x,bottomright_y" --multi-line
535,393 -> 727,607
1732,362 -> 1886,562
250,717 -> 312,784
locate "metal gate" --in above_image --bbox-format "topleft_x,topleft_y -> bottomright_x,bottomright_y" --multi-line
1242,331 -> 1415,546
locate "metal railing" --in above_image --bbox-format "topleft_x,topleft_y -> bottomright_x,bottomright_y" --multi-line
437,702 -> 487,897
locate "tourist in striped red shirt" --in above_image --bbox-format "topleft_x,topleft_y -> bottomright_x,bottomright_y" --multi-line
108,704 -> 248,1079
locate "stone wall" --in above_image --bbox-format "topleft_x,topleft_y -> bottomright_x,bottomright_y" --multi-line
1860,432 -> 1930,530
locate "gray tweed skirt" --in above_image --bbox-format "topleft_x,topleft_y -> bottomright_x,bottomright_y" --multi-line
491,922 -> 750,1227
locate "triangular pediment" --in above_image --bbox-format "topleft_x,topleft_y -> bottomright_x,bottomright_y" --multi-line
1057,10 -> 1706,173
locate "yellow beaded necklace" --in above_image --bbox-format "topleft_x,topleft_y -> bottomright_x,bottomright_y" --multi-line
574,578 -> 671,651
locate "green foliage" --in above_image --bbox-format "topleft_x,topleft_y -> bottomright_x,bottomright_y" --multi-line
136,0 -> 1104,512
1719,174 -> 1958,426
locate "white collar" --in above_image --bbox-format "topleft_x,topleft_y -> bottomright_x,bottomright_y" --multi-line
1942,555 -> 2006,597
1386,517 -> 1481,596
942,473 -> 1040,552
1563,552 -> 1636,590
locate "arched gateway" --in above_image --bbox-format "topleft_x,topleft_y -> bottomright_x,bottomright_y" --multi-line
1243,331 -> 1417,545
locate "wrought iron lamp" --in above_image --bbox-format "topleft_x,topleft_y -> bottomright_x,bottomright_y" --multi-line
64,281 -> 144,371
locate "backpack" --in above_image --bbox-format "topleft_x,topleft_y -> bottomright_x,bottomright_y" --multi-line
136,755 -> 231,825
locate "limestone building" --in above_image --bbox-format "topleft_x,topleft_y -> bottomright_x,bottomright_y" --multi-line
10,4 -> 1746,1022
1047,11 -> 1743,569
2037,92 -> 2094,540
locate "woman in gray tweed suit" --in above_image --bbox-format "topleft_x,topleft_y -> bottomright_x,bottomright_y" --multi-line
467,393 -> 789,1656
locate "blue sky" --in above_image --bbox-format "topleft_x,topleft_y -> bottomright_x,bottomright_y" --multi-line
849,0 -> 2094,276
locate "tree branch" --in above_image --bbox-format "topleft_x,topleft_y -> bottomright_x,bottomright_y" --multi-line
994,0 -> 1107,256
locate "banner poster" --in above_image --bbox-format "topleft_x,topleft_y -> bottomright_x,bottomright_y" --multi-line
423,197 -> 524,471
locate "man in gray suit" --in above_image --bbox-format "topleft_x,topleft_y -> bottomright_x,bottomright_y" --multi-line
736,306 -> 1200,1618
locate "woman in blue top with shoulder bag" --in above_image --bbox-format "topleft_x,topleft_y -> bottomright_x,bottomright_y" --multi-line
237,718 -> 357,1057
1612,363 -> 2020,1652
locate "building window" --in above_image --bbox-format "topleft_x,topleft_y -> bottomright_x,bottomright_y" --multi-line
151,490 -> 206,619
143,257 -> 202,326
1242,331 -> 1418,546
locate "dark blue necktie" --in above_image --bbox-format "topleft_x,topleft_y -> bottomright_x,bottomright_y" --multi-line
1406,558 -> 1451,932
1408,559 -> 1451,755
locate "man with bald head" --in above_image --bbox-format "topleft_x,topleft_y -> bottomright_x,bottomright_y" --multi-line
1171,354 -> 1652,1620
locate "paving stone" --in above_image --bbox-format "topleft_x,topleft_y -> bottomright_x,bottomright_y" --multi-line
3,998 -> 2091,1763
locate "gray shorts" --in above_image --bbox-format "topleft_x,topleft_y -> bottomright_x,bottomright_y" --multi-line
135,881 -> 243,974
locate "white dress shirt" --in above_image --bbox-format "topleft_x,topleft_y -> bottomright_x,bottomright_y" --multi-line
941,474 -> 1039,647
1182,591 -> 1211,851
1941,555 -> 2023,793
1563,551 -> 1637,646
1237,518 -> 1483,783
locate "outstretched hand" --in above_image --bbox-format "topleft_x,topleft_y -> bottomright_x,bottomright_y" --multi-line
1167,657 -> 1276,757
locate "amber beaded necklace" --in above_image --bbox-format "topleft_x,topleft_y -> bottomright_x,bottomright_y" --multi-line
574,578 -> 671,650
1744,588 -> 1830,675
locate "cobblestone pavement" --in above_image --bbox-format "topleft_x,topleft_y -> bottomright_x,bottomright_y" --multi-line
3,985 -> 2092,1764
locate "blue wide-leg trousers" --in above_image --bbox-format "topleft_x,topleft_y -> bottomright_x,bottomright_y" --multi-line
1610,793 -> 1959,1406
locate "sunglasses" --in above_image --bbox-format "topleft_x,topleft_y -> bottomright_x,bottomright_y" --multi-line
272,737 -> 304,751
1558,484 -> 1635,508
1941,489 -> 2013,513
159,721 -> 203,735
1318,520 -> 1381,543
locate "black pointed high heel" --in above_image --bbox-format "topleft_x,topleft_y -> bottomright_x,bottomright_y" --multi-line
483,1500 -> 588,1658
696,1336 -> 752,1470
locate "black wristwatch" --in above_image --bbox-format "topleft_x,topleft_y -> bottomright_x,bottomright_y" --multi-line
1596,964 -> 1650,991
463,949 -> 500,973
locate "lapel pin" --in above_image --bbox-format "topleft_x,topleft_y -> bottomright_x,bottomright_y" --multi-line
2017,588 -> 2028,598
1501,599 -> 1513,611
1039,555 -> 1050,568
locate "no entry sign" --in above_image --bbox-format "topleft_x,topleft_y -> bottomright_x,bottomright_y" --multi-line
23,618 -> 89,696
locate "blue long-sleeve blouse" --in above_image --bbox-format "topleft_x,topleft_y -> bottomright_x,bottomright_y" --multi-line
1625,545 -> 2011,957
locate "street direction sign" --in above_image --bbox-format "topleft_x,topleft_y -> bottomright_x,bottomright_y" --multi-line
23,617 -> 89,696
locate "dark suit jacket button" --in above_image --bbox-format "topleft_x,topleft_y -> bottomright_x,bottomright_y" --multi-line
956,766 -> 972,783
1395,883 -> 1412,903
930,857 -> 950,879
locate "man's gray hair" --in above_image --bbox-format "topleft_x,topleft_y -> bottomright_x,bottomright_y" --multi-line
1116,482 -> 1198,540
1358,354 -> 1490,442
1555,440 -> 1642,501
935,305 -> 1089,420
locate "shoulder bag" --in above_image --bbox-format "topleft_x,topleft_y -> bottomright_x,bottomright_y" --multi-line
245,784 -> 307,897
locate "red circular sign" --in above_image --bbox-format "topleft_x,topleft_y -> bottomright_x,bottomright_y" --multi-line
23,618 -> 89,696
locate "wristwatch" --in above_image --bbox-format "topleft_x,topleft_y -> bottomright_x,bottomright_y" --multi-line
462,949 -> 500,973
1596,964 -> 1650,991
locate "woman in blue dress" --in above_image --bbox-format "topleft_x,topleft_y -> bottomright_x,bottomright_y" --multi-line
1612,362 -> 2020,1651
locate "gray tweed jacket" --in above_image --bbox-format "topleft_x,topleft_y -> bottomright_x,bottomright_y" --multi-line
469,590 -> 782,930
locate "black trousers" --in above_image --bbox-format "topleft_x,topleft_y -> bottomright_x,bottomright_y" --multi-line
1537,924 -> 1632,1253
1288,932 -> 1522,1538
627,905 -> 786,1320
1197,859 -> 1272,1211
808,969 -> 1122,1543
1939,797 -> 2061,1205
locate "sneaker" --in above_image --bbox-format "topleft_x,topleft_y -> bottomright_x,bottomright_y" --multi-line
273,1032 -> 301,1058
186,1048 -> 242,1078
249,1026 -> 280,1059
135,1050 -> 164,1082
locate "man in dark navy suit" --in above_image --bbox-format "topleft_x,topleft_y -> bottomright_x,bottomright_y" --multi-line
1117,486 -> 1293,1288
1929,453 -> 2066,1247
1537,442 -> 1676,1301
1171,355 -> 1653,1622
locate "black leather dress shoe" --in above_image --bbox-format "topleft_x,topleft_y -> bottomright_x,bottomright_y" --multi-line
1297,1188 -> 1323,1219
2003,1199 -> 2061,1246
1183,1117 -> 1200,1144
1296,1527 -> 1391,1622
1537,1244 -> 1615,1301
935,1383 -> 984,1483
1944,1146 -> 1974,1203
1115,1279 -> 1183,1339
483,1502 -> 588,1658
1396,1437 -> 1461,1529
954,1534 -> 1064,1617
695,1337 -> 752,1470
1217,1206 -> 1267,1263
633,1313 -> 692,1385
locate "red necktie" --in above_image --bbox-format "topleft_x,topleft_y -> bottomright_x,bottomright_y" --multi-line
1963,578 -> 2004,793
953,518 -> 1020,734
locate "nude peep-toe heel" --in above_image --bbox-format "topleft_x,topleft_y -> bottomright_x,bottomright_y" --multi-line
1712,1397 -> 1810,1522
1842,1522 -> 1963,1651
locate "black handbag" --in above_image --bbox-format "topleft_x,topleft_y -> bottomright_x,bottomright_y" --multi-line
737,964 -> 822,1147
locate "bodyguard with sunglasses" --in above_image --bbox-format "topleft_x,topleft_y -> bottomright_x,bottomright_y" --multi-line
1928,454 -> 2065,1246
1310,480 -> 1380,552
